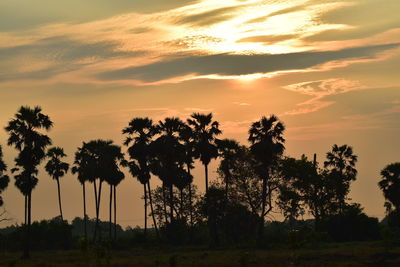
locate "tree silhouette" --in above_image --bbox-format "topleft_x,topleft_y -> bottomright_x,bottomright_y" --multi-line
378,163 -> 400,212
0,145 -> 10,208
123,117 -> 159,238
324,144 -> 358,213
151,117 -> 187,223
248,115 -> 285,240
71,143 -> 93,241
45,147 -> 69,221
187,113 -> 221,194
101,142 -> 126,241
216,139 -> 240,201
5,106 -> 53,258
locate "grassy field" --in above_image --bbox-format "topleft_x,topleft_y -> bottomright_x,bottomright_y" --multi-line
1,242 -> 400,266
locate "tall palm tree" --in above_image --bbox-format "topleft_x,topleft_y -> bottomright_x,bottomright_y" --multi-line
248,115 -> 285,240
151,117 -> 187,223
324,144 -> 358,213
72,143 -> 95,241
101,143 -> 126,241
216,138 -> 240,200
123,117 -> 158,238
378,163 -> 400,212
187,113 -> 221,195
45,147 -> 69,221
5,106 -> 53,258
179,124 -> 195,226
0,145 -> 10,208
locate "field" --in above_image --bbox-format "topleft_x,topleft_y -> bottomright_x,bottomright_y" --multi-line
1,242 -> 400,267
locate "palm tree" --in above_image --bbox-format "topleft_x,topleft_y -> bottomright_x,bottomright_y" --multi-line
187,113 -> 221,195
378,163 -> 400,212
216,138 -> 240,200
151,117 -> 187,223
5,106 -> 53,258
72,143 -> 94,241
248,115 -> 285,240
123,117 -> 158,238
179,124 -> 195,226
101,143 -> 126,241
324,144 -> 358,213
0,145 -> 10,208
45,147 -> 69,221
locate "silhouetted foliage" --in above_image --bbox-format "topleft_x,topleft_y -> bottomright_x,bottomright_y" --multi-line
0,145 -> 9,208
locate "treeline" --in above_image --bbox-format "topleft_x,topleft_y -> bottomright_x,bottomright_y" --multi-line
0,106 -> 399,257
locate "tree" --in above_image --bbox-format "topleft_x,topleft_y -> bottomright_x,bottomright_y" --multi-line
123,117 -> 158,238
378,163 -> 400,212
324,144 -> 358,213
45,147 -> 69,221
248,115 -> 285,240
101,142 -> 126,241
5,106 -> 53,258
187,113 -> 221,194
179,124 -> 196,227
216,138 -> 240,201
71,143 -> 94,241
0,145 -> 10,210
151,117 -> 189,223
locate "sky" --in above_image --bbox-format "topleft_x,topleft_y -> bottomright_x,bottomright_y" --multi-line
0,0 -> 399,228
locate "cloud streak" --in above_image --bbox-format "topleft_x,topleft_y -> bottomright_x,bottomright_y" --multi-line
98,43 -> 399,83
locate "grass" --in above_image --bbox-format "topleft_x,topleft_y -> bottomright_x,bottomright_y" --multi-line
1,242 -> 400,266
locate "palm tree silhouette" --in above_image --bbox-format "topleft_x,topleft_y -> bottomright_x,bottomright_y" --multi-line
0,145 -> 10,208
248,115 -> 285,240
378,163 -> 400,212
101,142 -> 126,241
324,144 -> 358,213
45,147 -> 69,221
72,142 -> 94,241
123,117 -> 159,238
216,138 -> 240,200
187,113 -> 221,195
5,106 -> 53,258
151,117 -> 186,223
179,124 -> 195,226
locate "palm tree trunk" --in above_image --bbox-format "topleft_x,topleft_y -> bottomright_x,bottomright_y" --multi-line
180,189 -> 184,219
143,183 -> 147,238
83,183 -> 87,241
93,180 -> 98,241
113,185 -> 117,240
187,167 -> 193,228
205,164 -> 209,194
56,178 -> 63,221
162,183 -> 168,225
109,184 -> 112,240
258,175 -> 268,241
147,182 -> 159,239
169,184 -> 174,222
24,195 -> 27,226
23,191 -> 32,259
97,180 -> 103,241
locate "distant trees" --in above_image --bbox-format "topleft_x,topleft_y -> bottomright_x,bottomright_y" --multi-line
45,147 -> 69,221
0,106 -> 392,251
5,106 -> 53,258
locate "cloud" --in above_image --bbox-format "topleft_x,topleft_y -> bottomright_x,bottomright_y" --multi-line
0,0 -> 195,31
98,43 -> 399,83
174,6 -> 242,27
283,78 -> 367,115
0,36 -> 142,81
237,34 -> 298,43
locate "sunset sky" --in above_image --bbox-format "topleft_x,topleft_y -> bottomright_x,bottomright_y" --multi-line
1,0 -> 399,227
